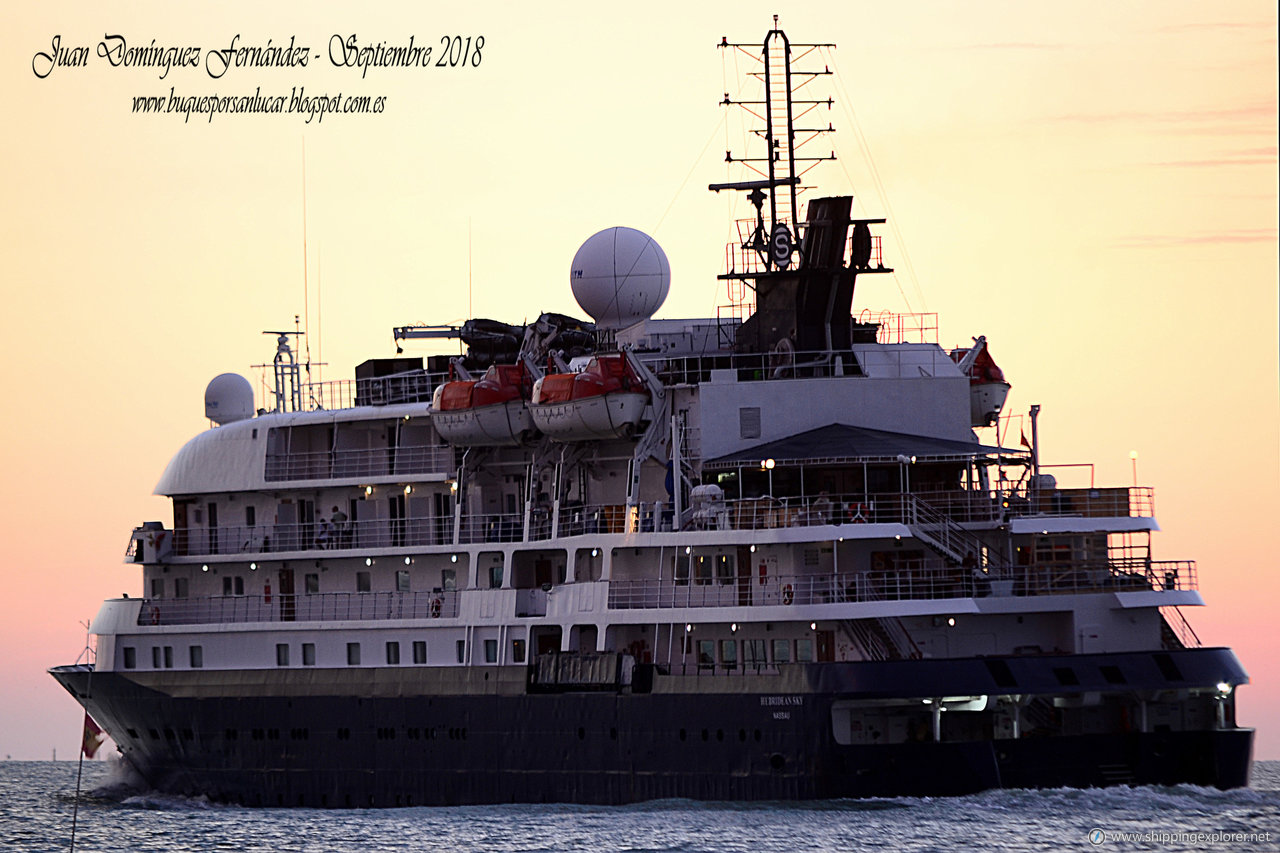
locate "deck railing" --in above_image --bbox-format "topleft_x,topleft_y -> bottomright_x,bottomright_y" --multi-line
160,486 -> 1160,559
607,559 -> 1197,611
135,590 -> 459,627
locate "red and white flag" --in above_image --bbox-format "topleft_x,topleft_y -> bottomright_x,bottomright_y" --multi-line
81,713 -> 106,759
1019,429 -> 1031,449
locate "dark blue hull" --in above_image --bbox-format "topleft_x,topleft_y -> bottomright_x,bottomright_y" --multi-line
51,648 -> 1253,807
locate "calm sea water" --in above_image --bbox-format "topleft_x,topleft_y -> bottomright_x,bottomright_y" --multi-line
3,760 -> 1278,852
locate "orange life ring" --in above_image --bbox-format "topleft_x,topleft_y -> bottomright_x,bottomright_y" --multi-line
782,584 -> 794,605
430,598 -> 442,618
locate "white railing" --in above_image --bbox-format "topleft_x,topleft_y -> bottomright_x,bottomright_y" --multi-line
135,590 -> 460,627
264,445 -> 454,482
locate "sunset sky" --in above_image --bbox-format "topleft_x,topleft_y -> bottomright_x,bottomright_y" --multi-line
2,2 -> 1276,762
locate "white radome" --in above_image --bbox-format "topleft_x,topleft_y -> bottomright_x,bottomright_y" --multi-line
570,227 -> 670,330
204,373 -> 255,425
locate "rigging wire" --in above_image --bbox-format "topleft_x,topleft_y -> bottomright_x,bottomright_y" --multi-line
823,47 -> 930,314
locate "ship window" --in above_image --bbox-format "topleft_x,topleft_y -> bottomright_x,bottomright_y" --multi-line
739,407 -> 761,439
397,570 -> 411,592
984,659 -> 1018,688
276,644 -> 290,666
386,641 -> 400,665
189,646 -> 203,668
223,576 -> 244,596
512,639 -> 526,664
697,640 -> 715,669
796,638 -> 814,663
163,646 -> 173,668
413,641 -> 427,664
772,639 -> 791,664
716,555 -> 735,586
483,639 -> 498,663
174,577 -> 189,599
694,556 -> 712,586
1053,667 -> 1079,686
305,573 -> 319,594
743,639 -> 766,668
1153,653 -> 1184,682
151,647 -> 161,668
150,578 -> 164,599
488,564 -> 503,589
302,643 -> 316,666
246,506 -> 256,527
347,643 -> 361,665
1100,665 -> 1126,685
356,571 -> 371,593
720,640 -> 738,669
442,569 -> 457,591
123,647 -> 137,669
456,640 -> 466,664
674,554 -> 689,586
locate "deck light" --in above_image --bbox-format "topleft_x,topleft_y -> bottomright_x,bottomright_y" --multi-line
809,622 -> 817,631
731,623 -> 738,632
591,549 -> 599,557
947,617 -> 956,627
365,558 -> 373,567
201,565 -> 209,572
364,486 -> 373,496
404,485 -> 413,495
250,562 -> 257,571
450,481 -> 459,494
1216,682 -> 1232,696
450,554 -> 458,563
749,544 -> 756,553
404,557 -> 412,565
684,546 -> 692,555
685,624 -> 692,633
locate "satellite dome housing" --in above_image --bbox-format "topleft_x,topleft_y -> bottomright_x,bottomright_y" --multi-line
204,373 -> 255,425
570,227 -> 670,330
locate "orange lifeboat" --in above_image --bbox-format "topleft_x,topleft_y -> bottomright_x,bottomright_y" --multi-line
530,353 -> 649,441
431,363 -> 535,446
950,337 -> 1011,427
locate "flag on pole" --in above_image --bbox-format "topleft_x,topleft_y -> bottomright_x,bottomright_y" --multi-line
81,713 -> 106,759
1020,429 -> 1031,450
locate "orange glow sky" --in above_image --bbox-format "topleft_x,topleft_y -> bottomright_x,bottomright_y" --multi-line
2,2 -> 1276,762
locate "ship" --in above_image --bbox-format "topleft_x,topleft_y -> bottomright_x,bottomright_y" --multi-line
50,21 -> 1252,807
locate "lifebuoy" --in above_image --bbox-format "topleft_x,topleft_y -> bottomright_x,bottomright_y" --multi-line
430,598 -> 442,618
782,583 -> 794,605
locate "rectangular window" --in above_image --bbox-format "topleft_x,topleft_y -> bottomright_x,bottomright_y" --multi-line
163,646 -> 174,669
796,638 -> 814,663
484,639 -> 498,663
674,554 -> 689,586
276,644 -> 289,666
488,563 -> 502,589
356,571 -> 371,592
123,647 -> 137,669
412,640 -> 427,664
150,578 -> 164,599
739,406 -> 762,439
455,639 -> 466,664
386,641 -> 400,665
302,643 -> 316,666
716,554 -> 735,586
694,556 -> 712,586
772,639 -> 792,664
696,639 -> 715,669
743,639 -> 766,668
347,643 -> 361,665
396,570 -> 410,592
189,646 -> 203,668
173,577 -> 189,599
246,505 -> 256,527
151,647 -> 161,668
442,568 -> 456,591
720,639 -> 738,668
305,573 -> 319,594
223,577 -> 234,595
511,639 -> 526,664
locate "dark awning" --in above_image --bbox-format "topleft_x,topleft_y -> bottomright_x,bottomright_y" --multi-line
704,423 -> 1029,470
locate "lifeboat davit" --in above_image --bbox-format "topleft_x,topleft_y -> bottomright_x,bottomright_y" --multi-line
950,341 -> 1011,427
530,353 -> 649,441
431,364 -> 535,446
